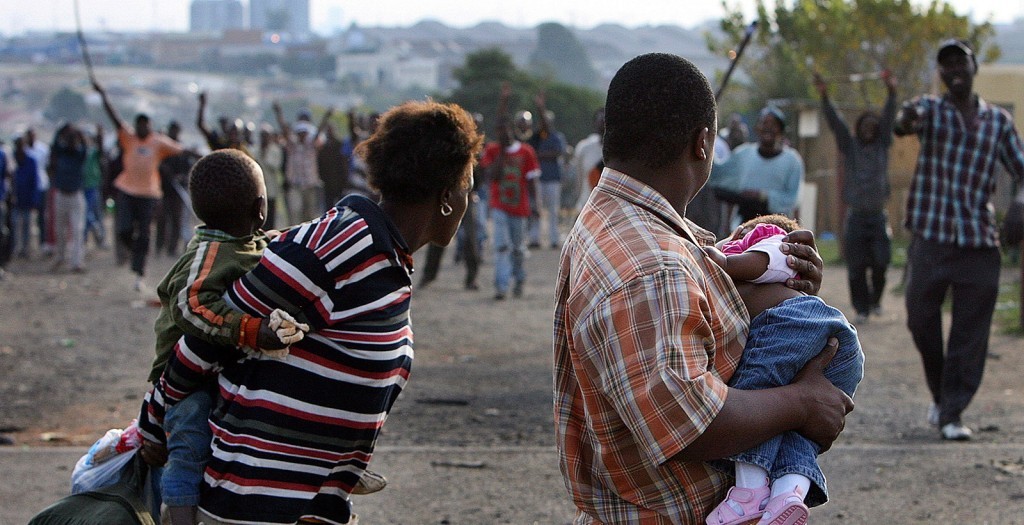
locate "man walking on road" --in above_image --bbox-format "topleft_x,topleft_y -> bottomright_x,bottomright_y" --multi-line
894,38 -> 1024,441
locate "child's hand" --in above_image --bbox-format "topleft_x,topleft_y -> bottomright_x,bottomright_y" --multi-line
264,229 -> 283,240
269,309 -> 309,343
255,309 -> 310,356
139,438 -> 168,467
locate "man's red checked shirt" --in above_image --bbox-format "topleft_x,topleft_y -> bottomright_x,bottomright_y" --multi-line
553,168 -> 749,524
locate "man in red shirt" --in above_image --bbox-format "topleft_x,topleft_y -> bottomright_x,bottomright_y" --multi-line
479,114 -> 540,300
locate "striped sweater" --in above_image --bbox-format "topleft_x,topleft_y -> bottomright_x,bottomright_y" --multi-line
140,195 -> 414,524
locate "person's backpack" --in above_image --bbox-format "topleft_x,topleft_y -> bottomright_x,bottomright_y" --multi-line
28,456 -> 155,525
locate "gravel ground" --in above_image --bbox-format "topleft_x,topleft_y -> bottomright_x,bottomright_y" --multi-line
2,228 -> 1023,524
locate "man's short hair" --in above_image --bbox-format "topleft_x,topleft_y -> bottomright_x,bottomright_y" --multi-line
603,53 -> 716,170
189,149 -> 263,230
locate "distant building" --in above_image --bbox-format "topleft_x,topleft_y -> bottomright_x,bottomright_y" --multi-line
250,0 -> 310,37
190,0 -> 244,34
333,36 -> 445,92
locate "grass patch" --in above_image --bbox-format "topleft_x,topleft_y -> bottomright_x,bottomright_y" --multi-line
820,238 -> 1021,334
995,278 -> 1023,336
816,237 -> 908,268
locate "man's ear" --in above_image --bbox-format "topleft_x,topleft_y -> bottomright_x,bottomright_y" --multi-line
694,127 -> 711,161
254,195 -> 266,225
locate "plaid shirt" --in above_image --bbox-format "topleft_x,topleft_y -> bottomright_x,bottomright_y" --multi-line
553,168 -> 749,524
905,95 -> 1024,247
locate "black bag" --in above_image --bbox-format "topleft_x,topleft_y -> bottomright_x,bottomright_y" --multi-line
28,456 -> 155,525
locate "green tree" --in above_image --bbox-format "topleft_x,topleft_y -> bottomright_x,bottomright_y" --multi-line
529,22 -> 599,89
448,47 -> 531,131
45,86 -> 88,123
446,48 -> 603,144
709,0 -> 997,113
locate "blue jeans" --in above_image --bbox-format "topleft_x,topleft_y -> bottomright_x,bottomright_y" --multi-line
161,385 -> 215,507
726,295 -> 864,507
539,180 -> 562,246
83,187 -> 106,246
11,207 -> 33,255
491,208 -> 526,294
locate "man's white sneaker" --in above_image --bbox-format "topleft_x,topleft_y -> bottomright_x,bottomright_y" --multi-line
927,403 -> 940,427
941,422 -> 973,441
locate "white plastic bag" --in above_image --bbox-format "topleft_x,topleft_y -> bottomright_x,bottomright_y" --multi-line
70,419 -> 143,494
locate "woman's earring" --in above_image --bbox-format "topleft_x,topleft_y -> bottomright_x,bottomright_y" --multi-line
440,202 -> 453,217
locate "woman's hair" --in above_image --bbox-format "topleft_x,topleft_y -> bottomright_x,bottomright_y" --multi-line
357,100 -> 483,205
738,213 -> 800,233
189,149 -> 263,230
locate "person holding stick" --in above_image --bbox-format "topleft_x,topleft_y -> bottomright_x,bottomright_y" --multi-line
92,78 -> 186,291
479,83 -> 541,300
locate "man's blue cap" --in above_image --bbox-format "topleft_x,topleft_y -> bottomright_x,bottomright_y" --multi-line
759,106 -> 786,130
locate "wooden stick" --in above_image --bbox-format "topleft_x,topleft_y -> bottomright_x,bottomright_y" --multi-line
74,0 -> 97,84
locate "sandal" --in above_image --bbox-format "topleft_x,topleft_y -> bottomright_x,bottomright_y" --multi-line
705,485 -> 771,525
756,489 -> 808,525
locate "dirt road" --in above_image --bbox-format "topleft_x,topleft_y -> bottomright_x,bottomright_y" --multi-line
2,234 -> 1022,524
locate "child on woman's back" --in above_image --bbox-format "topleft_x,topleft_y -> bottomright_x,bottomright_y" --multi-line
703,215 -> 864,525
144,149 -> 309,524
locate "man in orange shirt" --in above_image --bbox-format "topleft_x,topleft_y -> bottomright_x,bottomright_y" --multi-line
94,79 -> 185,290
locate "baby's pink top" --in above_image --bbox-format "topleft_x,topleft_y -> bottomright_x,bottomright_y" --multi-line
720,223 -> 788,255
719,223 -> 797,284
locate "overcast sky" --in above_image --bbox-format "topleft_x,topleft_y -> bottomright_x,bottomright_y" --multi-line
1,0 -> 1021,35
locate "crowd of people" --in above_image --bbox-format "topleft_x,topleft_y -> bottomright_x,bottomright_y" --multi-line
0,83 -> 589,303
7,35 -> 1024,525
0,86 -> 387,287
